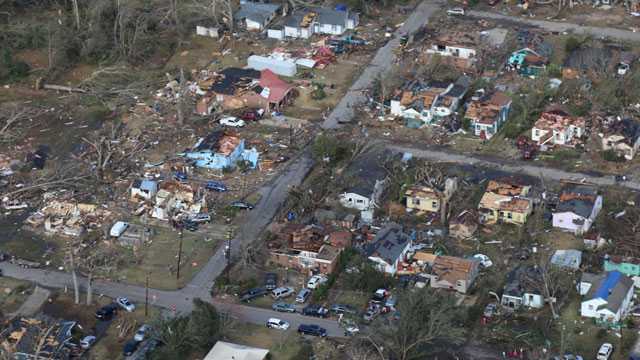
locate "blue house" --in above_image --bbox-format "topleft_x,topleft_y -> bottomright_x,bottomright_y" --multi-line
182,131 -> 259,170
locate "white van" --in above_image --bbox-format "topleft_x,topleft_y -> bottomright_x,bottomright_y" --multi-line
271,287 -> 294,299
266,318 -> 289,330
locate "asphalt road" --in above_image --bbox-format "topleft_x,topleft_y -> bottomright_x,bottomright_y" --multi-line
468,10 -> 640,41
322,0 -> 444,129
389,143 -> 640,190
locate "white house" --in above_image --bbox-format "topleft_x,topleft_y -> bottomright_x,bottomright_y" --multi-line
600,118 -> 640,160
366,224 -> 412,275
235,2 -> 281,31
339,150 -> 387,212
426,41 -> 477,60
131,179 -> 158,201
579,271 -> 634,324
275,7 -> 358,39
390,81 -> 453,125
531,110 -> 585,148
553,183 -> 603,235
204,341 -> 269,360
501,266 -> 544,310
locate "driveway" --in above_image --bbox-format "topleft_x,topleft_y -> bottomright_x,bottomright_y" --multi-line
468,10 -> 640,41
322,0 -> 444,129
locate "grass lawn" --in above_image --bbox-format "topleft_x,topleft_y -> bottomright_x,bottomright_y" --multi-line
225,322 -> 317,360
0,277 -> 34,314
109,223 -> 227,290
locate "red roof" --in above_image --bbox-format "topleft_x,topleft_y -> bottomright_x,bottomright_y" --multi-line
259,70 -> 293,104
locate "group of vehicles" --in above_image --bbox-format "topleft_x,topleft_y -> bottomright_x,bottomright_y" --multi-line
218,109 -> 265,128
94,297 -> 153,357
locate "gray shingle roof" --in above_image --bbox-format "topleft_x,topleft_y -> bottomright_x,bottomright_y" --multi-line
366,223 -> 410,265
283,7 -> 349,28
236,3 -> 280,25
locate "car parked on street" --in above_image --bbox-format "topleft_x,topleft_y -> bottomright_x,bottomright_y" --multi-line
302,304 -> 329,318
80,335 -> 96,349
272,302 -> 297,313
116,297 -> 135,312
123,340 -> 139,356
446,7 -> 465,16
239,287 -> 268,302
330,304 -> 357,315
266,318 -> 290,330
297,324 -> 327,337
230,201 -> 254,210
189,213 -> 211,223
306,275 -> 328,289
296,288 -> 311,303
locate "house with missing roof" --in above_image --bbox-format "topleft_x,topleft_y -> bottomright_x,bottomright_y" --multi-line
196,68 -> 293,115
501,265 -> 544,310
531,110 -> 586,148
579,271 -> 634,324
449,209 -> 479,239
425,32 -> 479,71
600,118 -> 640,160
1,316 -> 77,359
550,249 -> 582,271
235,2 -> 281,31
131,179 -> 158,201
181,131 -> 259,170
423,255 -> 480,294
405,178 -> 458,213
463,91 -> 512,140
477,180 -> 533,225
552,183 -> 603,235
604,255 -> 640,284
268,6 -> 358,40
365,223 -> 412,275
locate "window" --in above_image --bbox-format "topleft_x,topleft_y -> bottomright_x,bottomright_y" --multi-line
356,199 -> 363,204
499,211 -> 505,218
507,212 -> 512,219
414,198 -> 421,205
588,305 -> 594,310
534,129 -> 540,137
431,201 -> 438,208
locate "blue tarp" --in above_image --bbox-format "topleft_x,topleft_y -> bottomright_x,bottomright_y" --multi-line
335,4 -> 347,11
594,271 -> 623,300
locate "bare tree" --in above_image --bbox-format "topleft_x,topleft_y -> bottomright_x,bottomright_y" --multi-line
65,247 -> 80,304
415,162 -> 451,225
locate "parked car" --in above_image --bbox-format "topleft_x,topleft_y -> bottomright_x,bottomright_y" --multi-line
297,324 -> 327,337
230,201 -> 254,210
473,254 -> 493,268
271,286 -> 295,299
302,304 -> 329,318
446,7 -> 465,16
123,340 -> 139,356
597,343 -> 613,360
220,116 -> 245,127
174,171 -> 188,182
239,288 -> 268,302
306,275 -> 328,289
95,303 -> 118,320
272,302 -> 297,313
205,181 -> 227,192
266,318 -> 290,330
134,324 -> 151,342
363,304 -> 381,321
483,303 -> 498,318
80,335 -> 97,349
189,213 -> 211,223
341,319 -> 360,336
264,272 -> 278,290
181,219 -> 199,231
330,304 -> 357,315
296,288 -> 311,303
116,297 -> 135,312
240,109 -> 264,121
371,289 -> 389,303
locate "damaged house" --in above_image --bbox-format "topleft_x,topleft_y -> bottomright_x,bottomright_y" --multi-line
424,32 -> 478,71
196,68 -> 294,115
449,209 -> 479,240
579,271 -> 634,324
478,180 -> 533,226
339,150 -> 388,222
531,110 -> 586,149
26,195 -> 113,237
269,224 -> 351,275
405,178 -> 458,213
507,30 -> 552,77
365,223 -> 412,275
423,255 -> 480,294
552,182 -> 602,235
1,316 -> 77,360
501,265 -> 544,310
268,6 -> 358,40
235,2 -> 281,31
182,131 -> 259,170
599,117 -> 640,160
463,91 -> 512,140
151,181 -> 204,221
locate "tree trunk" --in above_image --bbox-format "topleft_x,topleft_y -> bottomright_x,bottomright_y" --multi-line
86,271 -> 93,305
71,0 -> 80,30
177,67 -> 185,126
69,253 -> 80,304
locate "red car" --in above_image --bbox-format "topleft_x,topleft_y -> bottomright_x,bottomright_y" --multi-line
240,109 -> 264,121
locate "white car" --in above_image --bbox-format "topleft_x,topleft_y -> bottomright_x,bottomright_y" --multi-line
80,335 -> 96,349
266,318 -> 290,330
134,324 -> 151,342
446,7 -> 465,16
307,275 -> 328,289
116,297 -> 135,312
219,116 -> 245,127
596,343 -> 613,360
473,254 -> 493,268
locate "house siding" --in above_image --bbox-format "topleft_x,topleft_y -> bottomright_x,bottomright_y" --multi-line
339,192 -> 370,211
406,196 -> 440,212
604,260 -> 640,277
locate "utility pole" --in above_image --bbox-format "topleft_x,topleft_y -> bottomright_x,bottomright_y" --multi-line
145,273 -> 149,317
225,228 -> 234,282
176,230 -> 184,280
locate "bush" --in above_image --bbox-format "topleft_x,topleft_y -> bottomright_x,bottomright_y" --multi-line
602,149 -> 625,162
462,117 -> 471,131
565,37 -> 582,53
311,134 -> 350,164
0,49 -> 30,82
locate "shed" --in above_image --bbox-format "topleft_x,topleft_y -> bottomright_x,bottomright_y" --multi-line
550,249 -> 582,270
